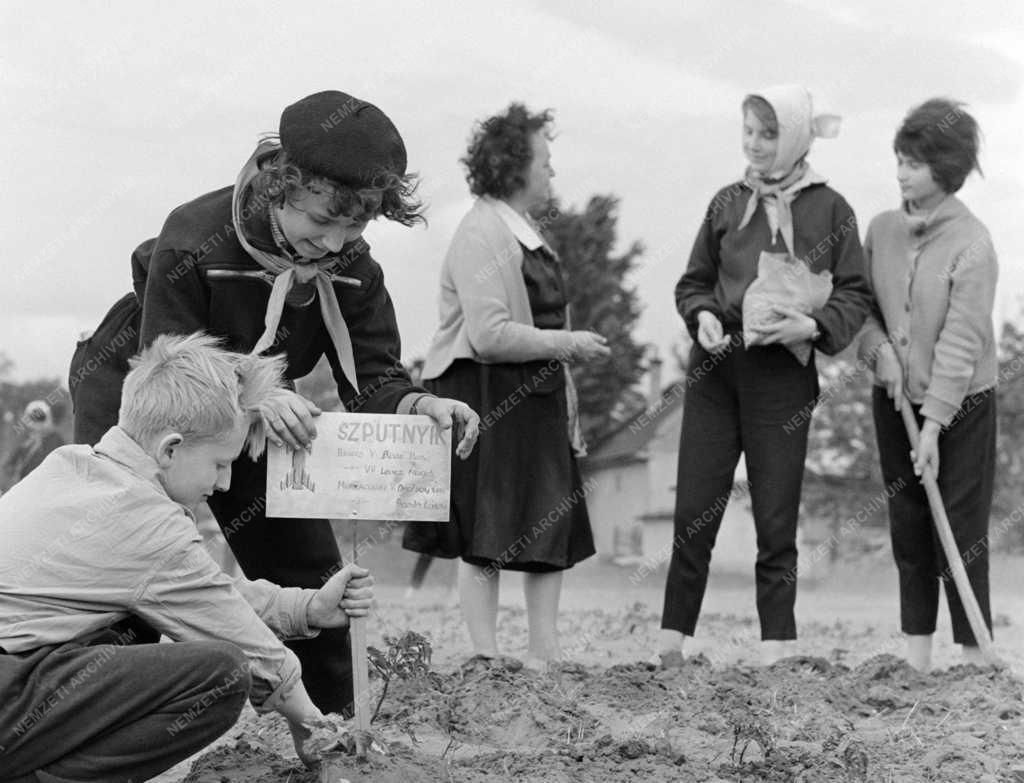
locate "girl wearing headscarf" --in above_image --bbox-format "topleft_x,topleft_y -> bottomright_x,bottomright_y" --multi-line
658,85 -> 871,666
67,90 -> 479,714
859,99 -> 996,671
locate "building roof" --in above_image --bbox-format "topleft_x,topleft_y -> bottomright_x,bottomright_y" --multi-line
582,383 -> 686,470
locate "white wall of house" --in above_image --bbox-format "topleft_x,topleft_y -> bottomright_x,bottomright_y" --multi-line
585,460 -> 648,556
585,400 -> 764,574
586,388 -> 819,582
643,492 -> 758,576
644,406 -> 683,517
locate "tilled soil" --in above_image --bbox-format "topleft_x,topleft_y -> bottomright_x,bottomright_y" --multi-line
182,652 -> 1024,782
171,544 -> 1024,783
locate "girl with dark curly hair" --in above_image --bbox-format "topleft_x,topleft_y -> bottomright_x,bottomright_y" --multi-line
67,90 -> 480,716
403,103 -> 609,665
859,98 -> 996,671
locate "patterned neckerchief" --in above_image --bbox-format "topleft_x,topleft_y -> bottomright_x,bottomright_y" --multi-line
266,203 -> 317,308
267,205 -> 293,257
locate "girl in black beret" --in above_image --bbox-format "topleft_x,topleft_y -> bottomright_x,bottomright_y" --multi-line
68,90 -> 479,718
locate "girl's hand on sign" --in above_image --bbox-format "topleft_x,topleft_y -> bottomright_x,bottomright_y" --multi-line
258,389 -> 321,451
754,305 -> 817,346
308,564 -> 376,627
418,396 -> 480,460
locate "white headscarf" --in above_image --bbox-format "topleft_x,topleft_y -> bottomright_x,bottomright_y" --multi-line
738,85 -> 841,254
755,84 -> 841,178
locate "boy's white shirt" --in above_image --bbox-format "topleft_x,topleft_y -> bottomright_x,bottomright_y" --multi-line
0,426 -> 319,713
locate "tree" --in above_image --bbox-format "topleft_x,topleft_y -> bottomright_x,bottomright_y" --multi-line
804,348 -> 878,482
544,195 -> 647,446
994,320 -> 1024,547
798,349 -> 886,551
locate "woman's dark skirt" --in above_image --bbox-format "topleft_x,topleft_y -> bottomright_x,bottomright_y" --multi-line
402,358 -> 595,572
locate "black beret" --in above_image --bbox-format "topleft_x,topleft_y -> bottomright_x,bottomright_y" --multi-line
279,90 -> 407,189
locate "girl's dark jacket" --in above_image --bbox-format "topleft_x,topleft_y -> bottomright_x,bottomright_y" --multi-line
675,181 -> 871,357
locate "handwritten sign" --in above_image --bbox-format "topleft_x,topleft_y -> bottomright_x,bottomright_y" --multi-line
266,412 -> 451,521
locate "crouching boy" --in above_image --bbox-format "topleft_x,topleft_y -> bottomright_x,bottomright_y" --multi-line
0,333 -> 373,782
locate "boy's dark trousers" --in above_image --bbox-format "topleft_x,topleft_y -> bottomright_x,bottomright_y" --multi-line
0,630 -> 249,782
871,386 -> 995,645
69,310 -> 354,715
662,340 -> 818,641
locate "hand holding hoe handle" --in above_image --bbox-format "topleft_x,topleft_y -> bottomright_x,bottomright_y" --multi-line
898,399 -> 1002,667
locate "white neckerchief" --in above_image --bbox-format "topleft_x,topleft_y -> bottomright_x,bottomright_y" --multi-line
231,140 -> 358,394
739,163 -> 828,255
487,197 -> 551,252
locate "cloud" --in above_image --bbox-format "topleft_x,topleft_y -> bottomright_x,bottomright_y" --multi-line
537,0 -> 1021,111
0,315 -> 90,383
1,0 -> 1021,381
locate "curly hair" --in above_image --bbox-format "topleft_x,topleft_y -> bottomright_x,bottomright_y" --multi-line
250,146 -> 425,226
894,98 -> 982,194
461,103 -> 554,199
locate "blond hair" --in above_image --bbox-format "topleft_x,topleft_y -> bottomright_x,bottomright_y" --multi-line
119,333 -> 285,459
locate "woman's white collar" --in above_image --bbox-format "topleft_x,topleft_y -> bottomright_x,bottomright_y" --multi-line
486,197 -> 545,251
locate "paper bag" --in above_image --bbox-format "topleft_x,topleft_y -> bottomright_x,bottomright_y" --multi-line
742,251 -> 833,365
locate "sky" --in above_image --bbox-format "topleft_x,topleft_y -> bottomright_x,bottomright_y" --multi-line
1,0 -> 1022,382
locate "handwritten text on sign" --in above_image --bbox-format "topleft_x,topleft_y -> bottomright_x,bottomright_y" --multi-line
266,412 -> 451,521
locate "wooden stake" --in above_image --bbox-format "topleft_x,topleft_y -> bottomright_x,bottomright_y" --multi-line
349,520 -> 371,732
899,400 -> 1001,666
